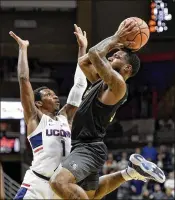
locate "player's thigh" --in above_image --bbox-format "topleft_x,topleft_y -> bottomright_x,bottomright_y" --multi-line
85,190 -> 96,199
14,187 -> 41,199
62,146 -> 98,183
79,171 -> 100,199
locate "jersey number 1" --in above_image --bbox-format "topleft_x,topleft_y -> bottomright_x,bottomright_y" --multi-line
61,140 -> 66,157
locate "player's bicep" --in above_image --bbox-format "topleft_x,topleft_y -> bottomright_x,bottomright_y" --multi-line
108,72 -> 126,98
88,51 -> 126,101
59,104 -> 77,126
19,78 -> 37,121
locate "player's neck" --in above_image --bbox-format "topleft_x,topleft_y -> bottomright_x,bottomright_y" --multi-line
120,72 -> 128,81
41,108 -> 56,119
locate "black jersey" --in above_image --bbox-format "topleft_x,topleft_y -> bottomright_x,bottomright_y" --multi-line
71,79 -> 128,145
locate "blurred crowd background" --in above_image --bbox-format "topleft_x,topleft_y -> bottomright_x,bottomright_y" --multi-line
0,0 -> 175,199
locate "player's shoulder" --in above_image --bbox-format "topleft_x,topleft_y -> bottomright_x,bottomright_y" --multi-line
56,113 -> 68,122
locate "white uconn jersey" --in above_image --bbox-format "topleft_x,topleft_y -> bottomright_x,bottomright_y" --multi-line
28,114 -> 71,177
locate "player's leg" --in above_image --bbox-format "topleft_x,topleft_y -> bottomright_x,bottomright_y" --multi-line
78,172 -> 99,199
14,186 -> 37,199
93,171 -> 125,199
50,144 -> 105,199
50,147 -> 91,199
93,154 -> 166,199
50,167 -> 89,199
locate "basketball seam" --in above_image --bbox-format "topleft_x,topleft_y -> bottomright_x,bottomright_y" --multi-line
140,27 -> 149,30
139,22 -> 142,49
126,32 -> 141,48
141,32 -> 149,39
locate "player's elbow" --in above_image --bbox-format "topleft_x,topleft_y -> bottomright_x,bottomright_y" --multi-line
88,47 -> 99,59
18,75 -> 29,82
78,55 -> 90,69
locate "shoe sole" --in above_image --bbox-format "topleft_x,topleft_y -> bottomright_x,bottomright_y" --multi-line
129,154 -> 166,183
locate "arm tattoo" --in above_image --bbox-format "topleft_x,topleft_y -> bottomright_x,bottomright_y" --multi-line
88,36 -> 125,96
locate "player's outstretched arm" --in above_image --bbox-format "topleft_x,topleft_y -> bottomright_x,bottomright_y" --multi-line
9,32 -> 38,124
88,20 -> 138,104
59,25 -> 88,125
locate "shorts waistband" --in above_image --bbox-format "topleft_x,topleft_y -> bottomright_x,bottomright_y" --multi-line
72,139 -> 103,144
32,170 -> 50,181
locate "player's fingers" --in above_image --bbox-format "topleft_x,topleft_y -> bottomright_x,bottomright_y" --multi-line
83,31 -> 86,37
117,43 -> 124,48
74,32 -> 81,41
9,31 -> 20,41
74,24 -> 79,32
124,19 -> 134,28
74,32 -> 79,37
126,41 -> 136,47
129,27 -> 139,35
126,21 -> 137,32
78,27 -> 83,35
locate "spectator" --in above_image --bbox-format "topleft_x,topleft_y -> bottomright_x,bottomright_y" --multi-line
117,181 -> 130,200
135,147 -> 141,154
150,184 -> 166,200
157,154 -> 164,169
130,180 -> 145,200
158,145 -> 173,172
117,152 -> 128,170
164,171 -> 175,199
142,188 -> 151,200
141,142 -> 157,162
171,145 -> 174,165
102,153 -> 117,175
159,118 -> 175,131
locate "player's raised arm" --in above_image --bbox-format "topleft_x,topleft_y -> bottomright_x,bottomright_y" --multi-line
78,53 -> 100,84
9,32 -> 38,124
59,25 -> 88,124
88,20 -> 138,103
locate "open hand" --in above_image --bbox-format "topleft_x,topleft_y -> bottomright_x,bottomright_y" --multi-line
9,31 -> 29,49
74,24 -> 88,49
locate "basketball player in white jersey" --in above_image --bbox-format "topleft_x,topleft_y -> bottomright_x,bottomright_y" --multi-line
10,24 -> 88,199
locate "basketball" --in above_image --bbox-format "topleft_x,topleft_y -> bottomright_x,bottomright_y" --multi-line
119,17 -> 150,51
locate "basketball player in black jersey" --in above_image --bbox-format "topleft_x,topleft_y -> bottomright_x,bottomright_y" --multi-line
50,19 -> 165,199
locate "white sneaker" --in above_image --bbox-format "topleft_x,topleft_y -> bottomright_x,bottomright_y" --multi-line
126,154 -> 166,183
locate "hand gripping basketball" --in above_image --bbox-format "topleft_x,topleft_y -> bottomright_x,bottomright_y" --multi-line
117,17 -> 150,51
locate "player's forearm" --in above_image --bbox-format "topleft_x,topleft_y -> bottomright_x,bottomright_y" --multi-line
17,48 -> 29,80
78,47 -> 87,58
89,36 -> 118,58
94,172 -> 125,199
66,63 -> 87,107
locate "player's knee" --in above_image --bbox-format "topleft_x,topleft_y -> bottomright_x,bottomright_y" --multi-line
50,168 -> 75,191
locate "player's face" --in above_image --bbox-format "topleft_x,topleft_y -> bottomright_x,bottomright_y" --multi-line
40,89 -> 60,112
108,51 -> 128,72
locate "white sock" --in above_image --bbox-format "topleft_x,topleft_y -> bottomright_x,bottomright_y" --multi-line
121,168 -> 133,181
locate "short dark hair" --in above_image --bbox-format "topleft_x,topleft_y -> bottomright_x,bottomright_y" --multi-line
33,86 -> 48,101
124,48 -> 140,77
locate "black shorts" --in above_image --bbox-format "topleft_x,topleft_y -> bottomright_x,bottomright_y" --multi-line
62,141 -> 107,191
